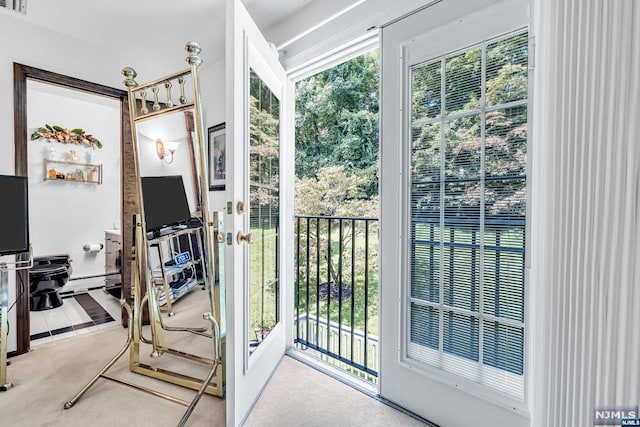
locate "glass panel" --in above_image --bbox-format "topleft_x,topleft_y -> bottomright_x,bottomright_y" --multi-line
411,240 -> 440,303
406,30 -> 528,398
412,123 -> 440,183
410,180 -> 440,304
485,106 -> 527,178
411,60 -> 442,122
483,321 -> 524,375
445,47 -> 482,115
410,302 -> 439,350
445,116 -> 481,180
486,32 -> 529,107
443,225 -> 480,312
485,178 -> 526,222
483,248 -> 524,322
249,69 -> 280,353
444,181 -> 481,221
443,311 -> 479,362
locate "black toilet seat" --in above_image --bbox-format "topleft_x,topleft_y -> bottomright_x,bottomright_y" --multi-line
29,256 -> 72,311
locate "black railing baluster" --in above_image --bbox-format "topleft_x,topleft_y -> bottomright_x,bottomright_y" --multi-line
306,217 -> 311,344
338,219 -> 343,359
316,218 -> 320,347
350,218 -> 356,365
364,219 -> 370,372
296,217 -> 301,342
327,218 -> 332,353
293,215 -> 379,379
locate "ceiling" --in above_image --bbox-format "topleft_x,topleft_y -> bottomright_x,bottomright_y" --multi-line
18,0 -> 447,78
23,0 -> 315,71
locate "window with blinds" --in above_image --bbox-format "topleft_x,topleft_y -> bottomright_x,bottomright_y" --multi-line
408,30 -> 528,400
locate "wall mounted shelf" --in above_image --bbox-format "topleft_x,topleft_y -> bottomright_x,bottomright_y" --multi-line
44,159 -> 102,184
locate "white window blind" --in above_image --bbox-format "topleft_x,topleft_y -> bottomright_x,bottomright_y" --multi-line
407,30 -> 528,400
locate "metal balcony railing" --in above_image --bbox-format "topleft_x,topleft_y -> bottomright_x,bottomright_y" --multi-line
293,215 -> 379,382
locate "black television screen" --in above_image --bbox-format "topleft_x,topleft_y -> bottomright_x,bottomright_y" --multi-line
141,175 -> 191,233
0,175 -> 29,256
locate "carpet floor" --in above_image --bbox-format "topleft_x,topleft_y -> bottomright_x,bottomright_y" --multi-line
4,291 -> 425,426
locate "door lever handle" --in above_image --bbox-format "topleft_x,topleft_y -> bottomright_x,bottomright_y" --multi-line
236,231 -> 254,245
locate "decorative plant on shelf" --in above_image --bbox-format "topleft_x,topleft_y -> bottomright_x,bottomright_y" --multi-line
31,124 -> 102,149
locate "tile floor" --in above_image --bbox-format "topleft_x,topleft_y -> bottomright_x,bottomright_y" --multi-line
29,287 -> 122,347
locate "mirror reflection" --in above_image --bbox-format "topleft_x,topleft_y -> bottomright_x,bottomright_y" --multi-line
135,109 -> 201,214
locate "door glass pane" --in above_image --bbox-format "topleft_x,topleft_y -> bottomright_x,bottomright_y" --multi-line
411,60 -> 441,121
248,69 -> 280,353
445,47 -> 481,115
407,31 -> 527,399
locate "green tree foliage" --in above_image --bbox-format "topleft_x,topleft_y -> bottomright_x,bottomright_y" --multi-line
295,51 -> 379,201
295,165 -> 378,217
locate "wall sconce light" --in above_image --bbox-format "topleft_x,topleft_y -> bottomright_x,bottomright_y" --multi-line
155,138 -> 180,164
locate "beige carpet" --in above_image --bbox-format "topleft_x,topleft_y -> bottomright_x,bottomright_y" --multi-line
4,290 -> 425,426
244,357 -> 426,427
4,323 -> 225,427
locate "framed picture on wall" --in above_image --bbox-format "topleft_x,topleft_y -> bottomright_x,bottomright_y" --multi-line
208,123 -> 226,191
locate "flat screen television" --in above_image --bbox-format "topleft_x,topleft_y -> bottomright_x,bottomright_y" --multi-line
141,175 -> 191,235
0,175 -> 30,256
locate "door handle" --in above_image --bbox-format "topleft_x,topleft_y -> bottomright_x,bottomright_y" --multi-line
236,231 -> 254,245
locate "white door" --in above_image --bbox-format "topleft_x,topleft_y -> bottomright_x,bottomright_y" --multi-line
379,1 -> 531,426
225,0 -> 293,425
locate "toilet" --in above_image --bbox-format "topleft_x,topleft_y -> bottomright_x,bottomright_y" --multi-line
29,255 -> 73,311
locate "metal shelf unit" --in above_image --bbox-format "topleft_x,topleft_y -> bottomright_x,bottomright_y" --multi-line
148,226 -> 205,316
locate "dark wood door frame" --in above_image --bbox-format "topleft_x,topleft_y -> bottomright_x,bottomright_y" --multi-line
13,63 -> 131,355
